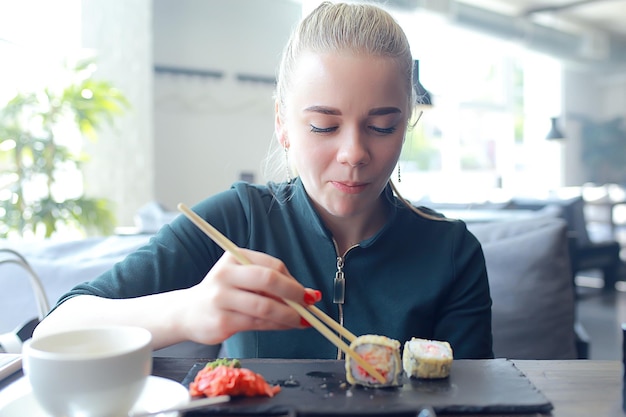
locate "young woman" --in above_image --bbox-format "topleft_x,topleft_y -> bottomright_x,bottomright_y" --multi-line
35,1 -> 493,360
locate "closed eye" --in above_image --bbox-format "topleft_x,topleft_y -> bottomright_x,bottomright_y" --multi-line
369,126 -> 397,134
310,124 -> 337,134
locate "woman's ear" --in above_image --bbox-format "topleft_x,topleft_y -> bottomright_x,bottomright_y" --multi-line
275,100 -> 287,148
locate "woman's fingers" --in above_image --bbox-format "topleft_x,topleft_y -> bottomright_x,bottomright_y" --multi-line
185,249 -> 321,345
217,250 -> 310,305
304,288 -> 323,305
235,248 -> 290,272
213,285 -> 303,329
185,286 -> 308,344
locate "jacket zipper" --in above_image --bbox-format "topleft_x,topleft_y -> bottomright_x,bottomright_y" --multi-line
332,239 -> 359,360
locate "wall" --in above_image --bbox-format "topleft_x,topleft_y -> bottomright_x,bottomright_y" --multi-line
152,0 -> 301,210
81,0 -> 154,227
79,0 -> 300,226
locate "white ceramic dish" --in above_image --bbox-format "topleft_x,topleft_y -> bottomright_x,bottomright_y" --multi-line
0,375 -> 189,417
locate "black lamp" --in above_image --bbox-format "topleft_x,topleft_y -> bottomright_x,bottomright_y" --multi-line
546,117 -> 565,140
413,60 -> 432,108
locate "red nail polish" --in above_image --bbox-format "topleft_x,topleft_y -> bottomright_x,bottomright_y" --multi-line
300,317 -> 311,327
303,291 -> 316,305
313,290 -> 322,302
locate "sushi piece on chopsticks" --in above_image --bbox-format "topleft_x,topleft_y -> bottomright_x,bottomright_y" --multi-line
403,337 -> 453,379
345,335 -> 402,388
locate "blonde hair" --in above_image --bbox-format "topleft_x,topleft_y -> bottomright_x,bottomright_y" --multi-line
275,1 -> 415,118
265,1 -> 442,221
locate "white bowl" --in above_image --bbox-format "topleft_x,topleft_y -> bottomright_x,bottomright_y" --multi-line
23,326 -> 153,417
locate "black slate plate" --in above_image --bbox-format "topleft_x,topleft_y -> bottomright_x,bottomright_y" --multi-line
181,359 -> 553,416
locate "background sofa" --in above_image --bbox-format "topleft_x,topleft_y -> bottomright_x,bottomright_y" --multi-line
1,210 -> 581,359
468,215 -> 579,359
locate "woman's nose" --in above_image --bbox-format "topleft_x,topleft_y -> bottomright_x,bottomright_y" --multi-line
336,130 -> 370,167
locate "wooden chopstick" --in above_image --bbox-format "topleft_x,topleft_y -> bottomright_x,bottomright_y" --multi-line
308,305 -> 356,343
177,203 -> 385,384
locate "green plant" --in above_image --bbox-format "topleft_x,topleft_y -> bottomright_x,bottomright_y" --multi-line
0,59 -> 129,238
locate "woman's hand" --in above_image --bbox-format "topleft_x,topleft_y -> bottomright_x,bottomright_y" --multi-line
179,248 -> 321,345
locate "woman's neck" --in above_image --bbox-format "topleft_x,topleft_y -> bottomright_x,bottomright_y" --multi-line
321,200 -> 389,255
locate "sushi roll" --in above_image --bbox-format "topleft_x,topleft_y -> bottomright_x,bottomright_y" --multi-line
402,337 -> 453,379
345,334 -> 402,388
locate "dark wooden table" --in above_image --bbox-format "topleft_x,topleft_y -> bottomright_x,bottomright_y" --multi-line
151,358 -> 626,417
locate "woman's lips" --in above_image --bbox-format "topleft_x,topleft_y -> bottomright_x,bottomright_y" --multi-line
331,181 -> 368,194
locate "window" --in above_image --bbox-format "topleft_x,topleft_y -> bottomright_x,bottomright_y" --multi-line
394,11 -> 562,203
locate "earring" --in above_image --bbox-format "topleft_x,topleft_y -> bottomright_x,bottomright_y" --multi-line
284,143 -> 292,184
397,164 -> 401,183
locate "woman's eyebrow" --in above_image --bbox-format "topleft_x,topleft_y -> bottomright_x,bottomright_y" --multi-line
303,106 -> 402,116
369,107 -> 402,116
303,105 -> 341,115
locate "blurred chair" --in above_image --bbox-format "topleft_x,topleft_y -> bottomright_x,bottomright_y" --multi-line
582,183 -> 626,246
0,249 -> 49,353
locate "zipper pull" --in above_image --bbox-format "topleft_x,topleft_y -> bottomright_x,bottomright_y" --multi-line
333,270 -> 345,304
333,257 -> 345,304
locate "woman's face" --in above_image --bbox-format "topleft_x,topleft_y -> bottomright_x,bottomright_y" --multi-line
276,52 -> 409,221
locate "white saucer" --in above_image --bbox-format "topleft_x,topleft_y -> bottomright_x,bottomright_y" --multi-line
0,375 -> 190,417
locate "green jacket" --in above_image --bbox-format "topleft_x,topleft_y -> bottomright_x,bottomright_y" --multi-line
59,179 -> 493,359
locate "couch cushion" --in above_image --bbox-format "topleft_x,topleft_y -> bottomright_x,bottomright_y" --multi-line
468,216 -> 578,359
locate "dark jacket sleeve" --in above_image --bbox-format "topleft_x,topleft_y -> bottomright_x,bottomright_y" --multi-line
434,221 -> 494,359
